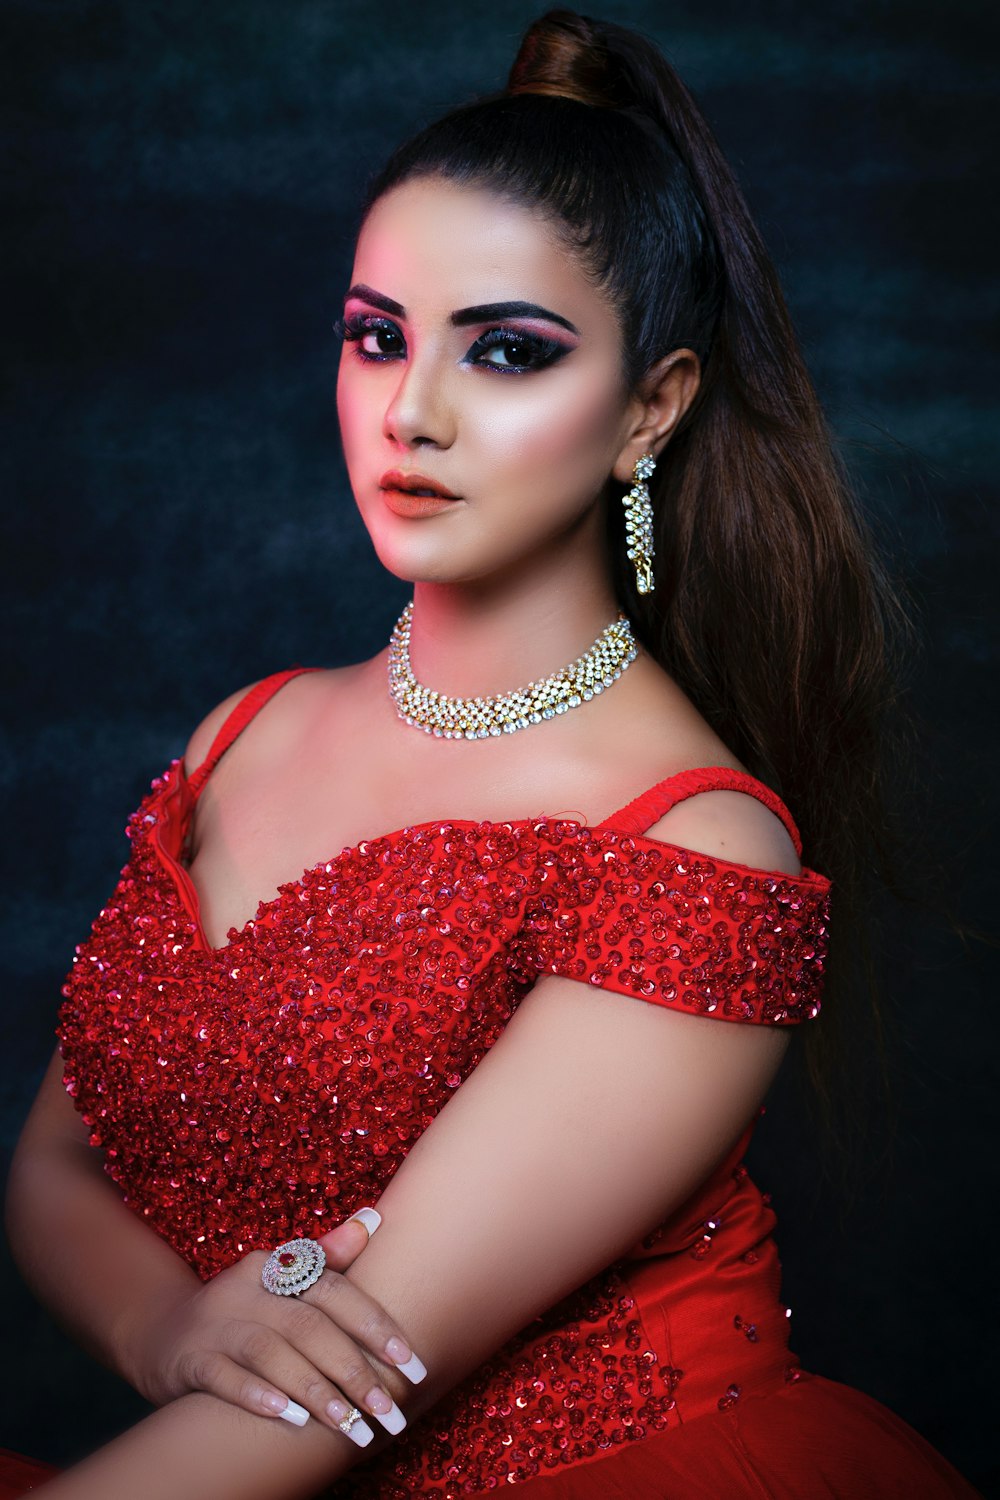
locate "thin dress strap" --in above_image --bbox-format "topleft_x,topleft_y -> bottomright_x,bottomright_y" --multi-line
186,667 -> 318,802
596,766 -> 804,859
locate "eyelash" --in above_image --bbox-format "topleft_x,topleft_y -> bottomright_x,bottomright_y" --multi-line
332,313 -> 568,375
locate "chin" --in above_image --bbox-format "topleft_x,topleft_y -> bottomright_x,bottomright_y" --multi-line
369,539 -> 462,585
364,513 -> 527,588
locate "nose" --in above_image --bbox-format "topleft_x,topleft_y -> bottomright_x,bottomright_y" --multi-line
382,348 -> 455,450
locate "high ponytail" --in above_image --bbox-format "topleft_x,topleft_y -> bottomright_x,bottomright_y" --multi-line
358,11 -> 940,1157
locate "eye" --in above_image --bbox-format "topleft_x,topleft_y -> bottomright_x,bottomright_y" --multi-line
334,313 -> 405,362
470,326 -> 569,374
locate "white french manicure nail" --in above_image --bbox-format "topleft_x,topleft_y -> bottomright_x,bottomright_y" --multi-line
277,1399 -> 310,1427
347,1207 -> 382,1236
342,1413 -> 376,1447
395,1351 -> 427,1384
372,1399 -> 406,1435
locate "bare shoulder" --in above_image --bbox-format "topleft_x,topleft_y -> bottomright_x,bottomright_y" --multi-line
182,680 -> 264,778
641,788 -> 802,878
181,665 -> 352,780
615,656 -> 802,877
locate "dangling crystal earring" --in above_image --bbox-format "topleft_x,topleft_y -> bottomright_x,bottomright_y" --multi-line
622,452 -> 656,595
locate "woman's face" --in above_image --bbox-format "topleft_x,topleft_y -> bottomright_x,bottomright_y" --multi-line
336,176 -> 638,587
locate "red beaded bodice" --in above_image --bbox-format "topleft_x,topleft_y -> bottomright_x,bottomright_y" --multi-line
56,669 -> 832,1498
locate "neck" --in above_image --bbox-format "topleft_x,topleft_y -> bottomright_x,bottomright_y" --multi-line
402,565 -> 624,701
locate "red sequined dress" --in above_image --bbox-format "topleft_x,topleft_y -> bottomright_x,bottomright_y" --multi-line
41,670 -> 977,1498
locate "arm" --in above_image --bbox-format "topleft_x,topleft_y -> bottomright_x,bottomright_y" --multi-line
5,1046 -> 204,1391
8,1026 -> 420,1434
30,794 -> 799,1499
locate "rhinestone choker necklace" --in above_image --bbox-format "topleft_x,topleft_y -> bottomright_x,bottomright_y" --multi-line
387,599 -> 638,739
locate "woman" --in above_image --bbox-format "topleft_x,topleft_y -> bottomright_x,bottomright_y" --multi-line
4,9 -> 981,1498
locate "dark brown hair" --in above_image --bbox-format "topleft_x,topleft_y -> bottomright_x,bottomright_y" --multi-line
358,10 -> 958,1159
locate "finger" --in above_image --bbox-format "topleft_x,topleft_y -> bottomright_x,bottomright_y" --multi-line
300,1266 -> 428,1386
234,1318 -> 398,1442
317,1207 -> 382,1270
183,1348 -> 311,1430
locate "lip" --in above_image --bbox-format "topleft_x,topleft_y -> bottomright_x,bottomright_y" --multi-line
381,488 -> 458,519
379,469 -> 459,500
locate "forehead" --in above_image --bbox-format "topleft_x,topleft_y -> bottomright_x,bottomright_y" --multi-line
353,176 -> 609,323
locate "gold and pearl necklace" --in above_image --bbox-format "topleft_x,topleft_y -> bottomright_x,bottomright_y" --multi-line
387,599 -> 638,739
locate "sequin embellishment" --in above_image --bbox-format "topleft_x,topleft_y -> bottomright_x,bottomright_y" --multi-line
56,759 -> 831,1495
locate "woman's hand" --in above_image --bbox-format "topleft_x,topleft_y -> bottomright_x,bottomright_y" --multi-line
131,1209 -> 427,1447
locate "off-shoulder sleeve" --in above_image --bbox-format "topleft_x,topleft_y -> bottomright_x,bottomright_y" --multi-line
507,819 -> 832,1025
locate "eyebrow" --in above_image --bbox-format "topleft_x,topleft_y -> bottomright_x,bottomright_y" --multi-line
344,284 -> 579,336
452,301 -> 580,335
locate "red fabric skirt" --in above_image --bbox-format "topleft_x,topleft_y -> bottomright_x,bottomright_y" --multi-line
0,1378 -> 981,1498
488,1374 -> 981,1498
0,1449 -> 58,1498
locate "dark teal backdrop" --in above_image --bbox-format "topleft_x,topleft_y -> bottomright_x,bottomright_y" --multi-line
2,1 -> 996,1492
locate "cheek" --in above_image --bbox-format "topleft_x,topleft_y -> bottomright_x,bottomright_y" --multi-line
335,362 -> 367,460
469,367 -> 623,490
336,357 -> 394,470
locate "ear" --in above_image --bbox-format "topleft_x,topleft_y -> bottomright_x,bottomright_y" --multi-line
611,349 -> 701,484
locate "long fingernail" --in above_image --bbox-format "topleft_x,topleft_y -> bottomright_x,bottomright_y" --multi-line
385,1336 -> 427,1384
366,1386 -> 406,1433
346,1207 -> 382,1237
326,1400 -> 375,1446
277,1399 -> 310,1427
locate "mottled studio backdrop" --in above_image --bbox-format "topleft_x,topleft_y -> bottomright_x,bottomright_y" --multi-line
2,0 -> 996,1491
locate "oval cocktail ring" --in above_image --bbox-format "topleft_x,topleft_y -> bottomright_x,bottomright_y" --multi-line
261,1237 -> 326,1296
